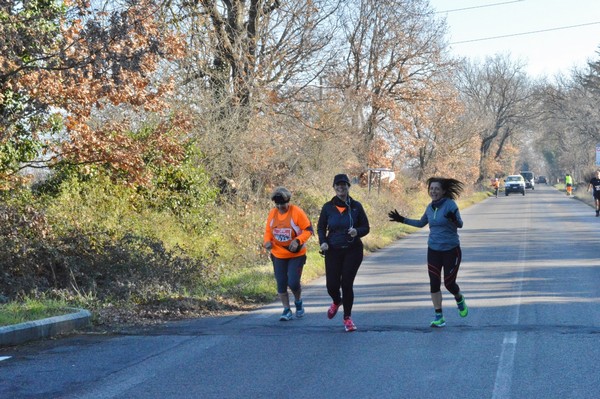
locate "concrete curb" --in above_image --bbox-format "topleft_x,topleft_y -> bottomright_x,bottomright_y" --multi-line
0,308 -> 91,347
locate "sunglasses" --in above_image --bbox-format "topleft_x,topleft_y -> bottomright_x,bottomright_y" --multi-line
272,194 -> 289,205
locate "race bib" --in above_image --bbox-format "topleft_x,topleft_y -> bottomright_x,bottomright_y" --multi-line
273,227 -> 293,242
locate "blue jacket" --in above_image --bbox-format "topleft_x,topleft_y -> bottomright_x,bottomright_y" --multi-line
403,197 -> 463,251
317,196 -> 370,249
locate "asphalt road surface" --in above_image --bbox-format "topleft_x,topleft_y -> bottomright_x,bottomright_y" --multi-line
1,184 -> 599,399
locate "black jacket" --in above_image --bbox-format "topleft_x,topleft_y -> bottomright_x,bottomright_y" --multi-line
317,196 -> 370,249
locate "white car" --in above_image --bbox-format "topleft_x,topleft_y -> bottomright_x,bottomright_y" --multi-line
504,175 -> 526,196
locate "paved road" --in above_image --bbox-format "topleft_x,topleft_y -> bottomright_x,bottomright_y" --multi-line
1,184 -> 599,399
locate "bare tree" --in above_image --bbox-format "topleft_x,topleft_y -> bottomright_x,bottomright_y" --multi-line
332,0 -> 452,169
535,58 -> 600,181
165,0 -> 342,194
457,55 -> 537,181
172,0 -> 340,108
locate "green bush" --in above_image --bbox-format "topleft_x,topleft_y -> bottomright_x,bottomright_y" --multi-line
0,191 -> 54,296
0,163 -> 224,304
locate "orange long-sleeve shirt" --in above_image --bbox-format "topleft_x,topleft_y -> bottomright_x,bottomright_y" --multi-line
264,204 -> 313,259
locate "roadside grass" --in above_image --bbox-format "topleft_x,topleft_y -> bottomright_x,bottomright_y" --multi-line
554,183 -> 595,208
0,298 -> 73,327
570,184 -> 595,209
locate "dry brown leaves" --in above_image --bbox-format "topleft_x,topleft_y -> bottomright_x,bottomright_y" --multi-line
90,297 -> 261,332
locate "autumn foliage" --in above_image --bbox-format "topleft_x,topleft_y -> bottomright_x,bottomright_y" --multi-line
1,0 -> 187,186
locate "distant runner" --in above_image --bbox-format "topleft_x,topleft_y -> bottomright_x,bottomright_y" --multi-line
565,173 -> 573,196
588,170 -> 600,216
491,178 -> 500,197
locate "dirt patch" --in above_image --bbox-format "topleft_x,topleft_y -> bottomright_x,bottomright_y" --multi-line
88,297 -> 263,333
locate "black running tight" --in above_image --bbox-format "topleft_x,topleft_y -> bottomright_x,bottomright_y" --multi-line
324,243 -> 363,317
427,246 -> 462,297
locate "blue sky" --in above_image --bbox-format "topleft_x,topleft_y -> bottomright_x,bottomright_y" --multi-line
429,0 -> 600,78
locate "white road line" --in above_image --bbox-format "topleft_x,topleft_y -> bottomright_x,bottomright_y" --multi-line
492,205 -> 529,399
0,356 -> 12,361
492,332 -> 518,399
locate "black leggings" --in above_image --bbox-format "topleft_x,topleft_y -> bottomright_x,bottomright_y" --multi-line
427,246 -> 461,297
325,243 -> 363,317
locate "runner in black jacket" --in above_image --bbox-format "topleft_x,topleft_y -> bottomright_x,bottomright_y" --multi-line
317,174 -> 370,332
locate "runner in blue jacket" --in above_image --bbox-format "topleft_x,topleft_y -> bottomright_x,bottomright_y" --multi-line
388,177 -> 468,328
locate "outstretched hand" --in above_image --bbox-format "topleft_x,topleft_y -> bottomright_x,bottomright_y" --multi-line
388,209 -> 405,223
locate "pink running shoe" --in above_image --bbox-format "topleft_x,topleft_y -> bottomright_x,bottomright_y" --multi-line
343,317 -> 357,332
327,302 -> 341,319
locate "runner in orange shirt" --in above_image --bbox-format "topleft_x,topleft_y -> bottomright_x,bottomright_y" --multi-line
491,178 -> 500,197
264,187 -> 314,321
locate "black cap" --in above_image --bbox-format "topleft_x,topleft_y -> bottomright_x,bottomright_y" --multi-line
333,174 -> 351,186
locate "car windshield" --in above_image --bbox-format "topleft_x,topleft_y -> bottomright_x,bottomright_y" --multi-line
506,176 -> 521,182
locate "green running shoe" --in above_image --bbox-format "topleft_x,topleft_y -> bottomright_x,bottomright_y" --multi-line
457,295 -> 468,317
430,313 -> 446,328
